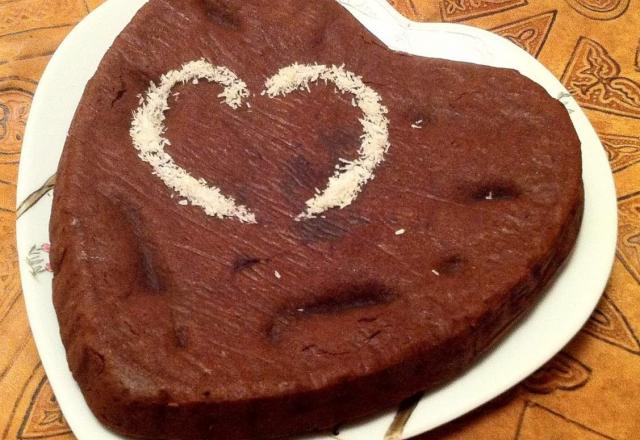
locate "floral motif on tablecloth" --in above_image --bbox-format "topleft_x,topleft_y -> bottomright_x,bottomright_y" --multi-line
562,37 -> 640,119
440,0 -> 528,22
18,376 -> 71,439
490,11 -> 556,58
599,133 -> 640,172
565,0 -> 630,20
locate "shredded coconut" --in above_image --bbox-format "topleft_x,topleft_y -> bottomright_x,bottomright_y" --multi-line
130,59 -> 256,223
274,270 -> 282,279
485,191 -> 494,200
395,228 -> 406,236
263,63 -> 390,220
431,269 -> 440,276
411,119 -> 423,129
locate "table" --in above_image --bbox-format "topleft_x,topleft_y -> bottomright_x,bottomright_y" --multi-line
1,1 -> 639,439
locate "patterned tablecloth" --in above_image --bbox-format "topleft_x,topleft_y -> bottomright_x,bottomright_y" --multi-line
1,1 -> 639,439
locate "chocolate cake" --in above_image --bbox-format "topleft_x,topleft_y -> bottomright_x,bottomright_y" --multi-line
50,0 -> 583,439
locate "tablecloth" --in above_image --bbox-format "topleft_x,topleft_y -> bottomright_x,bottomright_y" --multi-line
1,0 -> 639,439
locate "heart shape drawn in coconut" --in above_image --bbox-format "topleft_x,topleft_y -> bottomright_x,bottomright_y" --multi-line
130,59 -> 390,223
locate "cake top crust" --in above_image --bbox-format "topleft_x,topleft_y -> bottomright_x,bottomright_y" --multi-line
51,0 -> 582,411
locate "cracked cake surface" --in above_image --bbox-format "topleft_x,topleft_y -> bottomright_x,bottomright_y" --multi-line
50,0 -> 583,439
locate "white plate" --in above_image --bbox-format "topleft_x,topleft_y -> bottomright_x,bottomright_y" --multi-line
15,1 -> 617,439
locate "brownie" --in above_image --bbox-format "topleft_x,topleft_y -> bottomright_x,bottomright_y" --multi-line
50,0 -> 583,439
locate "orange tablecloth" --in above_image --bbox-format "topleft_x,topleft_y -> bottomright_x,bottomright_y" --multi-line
1,1 -> 639,439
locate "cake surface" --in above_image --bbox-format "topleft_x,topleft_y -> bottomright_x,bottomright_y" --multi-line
50,0 -> 583,439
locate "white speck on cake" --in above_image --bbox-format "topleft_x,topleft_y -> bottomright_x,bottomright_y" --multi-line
274,271 -> 282,279
486,191 -> 494,200
411,119 -> 423,129
395,228 -> 406,236
178,200 -> 188,206
431,269 -> 440,276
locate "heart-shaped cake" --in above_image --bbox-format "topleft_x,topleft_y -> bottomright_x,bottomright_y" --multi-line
50,0 -> 583,439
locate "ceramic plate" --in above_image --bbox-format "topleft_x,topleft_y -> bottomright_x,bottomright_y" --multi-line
15,0 -> 617,439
